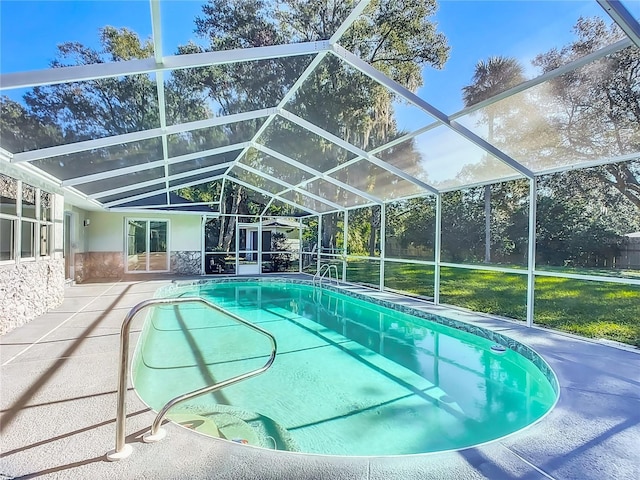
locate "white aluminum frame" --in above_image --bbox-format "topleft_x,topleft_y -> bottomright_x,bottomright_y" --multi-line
124,217 -> 171,273
0,42 -> 330,91
279,110 -> 439,196
1,0 -> 636,216
225,177 -> 320,216
1,0 -> 639,336
330,45 -> 535,180
597,0 -> 640,48
252,142 -> 383,206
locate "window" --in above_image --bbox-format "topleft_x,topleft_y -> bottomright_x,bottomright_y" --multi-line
0,174 -> 55,263
0,174 -> 18,216
22,183 -> 36,219
21,221 -> 35,258
0,218 -> 15,261
40,224 -> 51,257
40,191 -> 51,221
126,219 -> 169,272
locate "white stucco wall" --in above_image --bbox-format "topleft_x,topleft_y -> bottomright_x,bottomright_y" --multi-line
85,212 -> 202,252
84,212 -> 121,252
63,204 -> 89,254
170,215 -> 202,251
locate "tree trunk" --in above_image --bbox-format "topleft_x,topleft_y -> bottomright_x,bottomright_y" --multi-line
222,186 -> 244,252
217,196 -> 227,249
222,216 -> 237,252
369,207 -> 381,257
369,226 -> 377,257
324,215 -> 337,253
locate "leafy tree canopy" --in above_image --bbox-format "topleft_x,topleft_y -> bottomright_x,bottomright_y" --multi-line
533,17 -> 640,209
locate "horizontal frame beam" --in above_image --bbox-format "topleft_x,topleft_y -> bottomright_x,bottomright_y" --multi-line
534,152 -> 640,176
168,175 -> 224,193
279,109 -> 440,196
331,45 -> 535,180
62,142 -> 248,187
108,207 -> 206,216
225,176 -> 319,215
166,162 -> 233,183
103,186 -> 170,208
450,38 -> 633,121
253,143 -> 379,206
234,163 -> 344,211
95,164 -> 229,202
0,42 -> 329,91
12,109 -> 273,163
61,160 -> 164,187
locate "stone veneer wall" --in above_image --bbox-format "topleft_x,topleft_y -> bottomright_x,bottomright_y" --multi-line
74,252 -> 124,283
73,251 -> 199,282
0,258 -> 65,335
170,251 -> 202,275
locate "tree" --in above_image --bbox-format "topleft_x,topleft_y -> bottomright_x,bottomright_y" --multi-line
347,206 -> 376,256
462,56 -> 526,262
462,56 -> 526,139
320,211 -> 344,255
269,231 -> 293,272
4,2 -> 451,259
190,0 -> 449,247
533,17 -> 640,209
385,197 -> 436,260
535,194 -> 623,268
540,163 -> 640,236
441,188 -> 485,263
25,27 -> 159,143
3,27 -> 209,191
288,0 -> 448,234
0,96 -> 62,153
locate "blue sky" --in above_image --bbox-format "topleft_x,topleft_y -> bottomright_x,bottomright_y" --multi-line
409,0 -> 612,114
0,0 -> 619,117
0,0 -> 205,71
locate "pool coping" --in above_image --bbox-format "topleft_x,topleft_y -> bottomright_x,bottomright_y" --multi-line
1,274 -> 639,480
149,276 -> 560,457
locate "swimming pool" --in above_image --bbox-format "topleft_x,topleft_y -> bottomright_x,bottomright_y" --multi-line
132,278 -> 558,456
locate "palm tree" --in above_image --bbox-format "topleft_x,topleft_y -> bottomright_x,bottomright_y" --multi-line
463,56 -> 525,140
462,56 -> 525,262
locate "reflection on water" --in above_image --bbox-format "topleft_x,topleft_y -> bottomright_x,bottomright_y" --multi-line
134,282 -> 556,455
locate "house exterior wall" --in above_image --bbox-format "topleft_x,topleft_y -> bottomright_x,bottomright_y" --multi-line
62,204 -> 90,283
618,234 -> 640,269
75,212 -> 202,281
0,163 -> 65,335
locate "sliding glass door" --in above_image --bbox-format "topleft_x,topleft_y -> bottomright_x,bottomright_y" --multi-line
126,219 -> 169,272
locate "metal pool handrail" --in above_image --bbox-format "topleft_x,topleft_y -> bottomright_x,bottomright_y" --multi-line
313,263 -> 339,287
106,297 -> 277,461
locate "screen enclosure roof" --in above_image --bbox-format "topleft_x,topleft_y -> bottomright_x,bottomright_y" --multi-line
1,0 -> 639,216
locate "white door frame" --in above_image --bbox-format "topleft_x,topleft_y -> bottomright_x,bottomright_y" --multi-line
63,211 -> 76,280
124,217 -> 170,273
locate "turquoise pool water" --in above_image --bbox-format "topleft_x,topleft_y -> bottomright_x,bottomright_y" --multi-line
132,280 -> 557,456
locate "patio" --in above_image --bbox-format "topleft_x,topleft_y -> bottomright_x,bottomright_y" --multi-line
1,276 -> 639,479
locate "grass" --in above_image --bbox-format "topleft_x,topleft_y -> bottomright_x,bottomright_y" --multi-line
534,276 -> 640,346
384,263 -> 435,299
343,259 -> 640,347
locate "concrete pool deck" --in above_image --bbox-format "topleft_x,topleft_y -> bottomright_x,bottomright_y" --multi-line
1,275 -> 639,479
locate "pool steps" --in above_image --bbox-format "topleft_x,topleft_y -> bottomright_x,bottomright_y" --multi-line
106,297 -> 278,461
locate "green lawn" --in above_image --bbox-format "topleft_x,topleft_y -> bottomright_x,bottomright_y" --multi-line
343,260 -> 640,347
